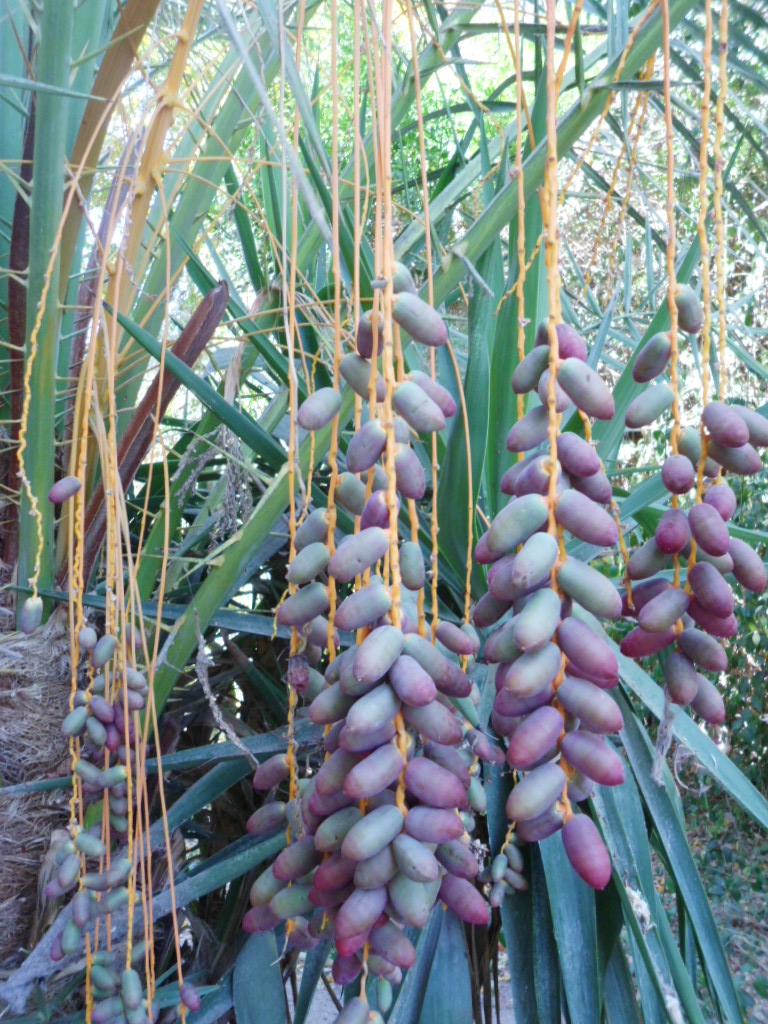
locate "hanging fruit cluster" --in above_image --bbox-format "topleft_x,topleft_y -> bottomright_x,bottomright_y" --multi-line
620,285 -> 767,720
476,320 -> 624,891
243,268 -> 502,1021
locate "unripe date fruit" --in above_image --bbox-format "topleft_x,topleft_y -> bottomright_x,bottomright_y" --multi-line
436,619 -> 477,657
345,684 -> 400,737
392,292 -> 449,347
488,532 -> 558,601
425,742 -> 472,788
512,347 -> 550,393
393,381 -> 446,433
557,358 -> 615,420
370,921 -> 417,969
353,625 -> 404,686
343,745 -> 404,801
341,805 -> 405,862
408,369 -> 457,417
624,382 -> 674,429
438,874 -> 490,926
515,804 -> 565,842
513,454 -> 557,497
494,680 -> 556,720
360,489 -> 393,532
402,633 -> 470,696
510,587 -> 561,652
333,956 -> 363,986
405,758 -> 468,810
686,598 -> 738,638
506,763 -> 566,822
688,561 -> 734,618
486,494 -> 549,558
506,705 -> 564,768
556,676 -> 623,733
637,586 -> 689,633
664,652 -> 701,706
677,627 -> 728,672
557,617 -> 619,687
273,836 -> 322,881
286,542 -> 330,585
48,475 -> 82,503
622,578 -> 669,617
346,419 -> 388,473
335,581 -> 392,631
703,482 -> 737,521
702,401 -> 750,448
334,997 -> 372,1024
557,558 -> 622,619
389,874 -> 440,929
473,592 -> 513,629
560,731 -> 625,786
335,886 -> 388,940
394,445 -> 427,499
277,582 -> 330,628
707,440 -> 762,476
620,625 -> 676,658
729,537 -> 767,593
655,508 -> 690,554
632,332 -> 671,383
392,834 -> 440,883
340,353 -> 386,401
313,851 -> 357,891
506,405 -> 550,452
571,470 -> 613,504
502,642 -> 562,699
675,284 -> 704,334
404,806 -> 464,844
731,405 -> 768,447
297,387 -> 342,431
294,508 -> 331,550
328,528 -> 390,583
627,538 -> 670,581
661,454 -> 695,494
556,432 -> 601,477
352,846 -> 397,890
534,321 -> 589,361
402,702 -> 463,745
688,503 -> 730,557
691,675 -> 726,724
538,369 -> 571,412
252,753 -> 289,790
555,489 -> 618,546
388,655 -> 437,706
399,541 -> 426,590
561,815 -> 612,890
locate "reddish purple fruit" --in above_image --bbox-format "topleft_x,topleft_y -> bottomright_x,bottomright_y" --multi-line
661,454 -> 695,494
703,482 -> 737,521
506,706 -> 564,768
620,625 -> 676,658
729,537 -> 767,593
688,561 -> 734,618
688,503 -> 730,557
560,731 -> 625,786
702,401 -> 750,448
655,509 -> 690,554
561,815 -> 612,890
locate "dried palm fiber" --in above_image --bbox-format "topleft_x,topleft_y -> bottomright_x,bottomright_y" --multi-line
0,607 -> 71,966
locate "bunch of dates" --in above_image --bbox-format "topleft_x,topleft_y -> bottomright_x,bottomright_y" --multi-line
244,271 -> 504,1023
620,285 -> 766,718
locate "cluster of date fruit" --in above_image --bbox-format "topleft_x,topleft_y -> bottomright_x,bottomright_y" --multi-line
39,263 -> 765,1024
240,267 -> 766,1022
